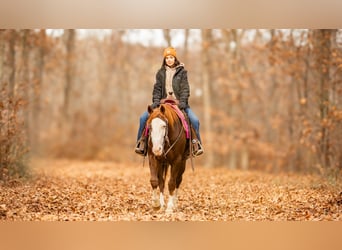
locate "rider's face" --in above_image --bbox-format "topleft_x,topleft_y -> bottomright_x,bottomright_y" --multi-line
165,55 -> 175,67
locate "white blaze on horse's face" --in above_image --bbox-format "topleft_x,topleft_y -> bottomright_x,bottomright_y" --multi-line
151,117 -> 167,156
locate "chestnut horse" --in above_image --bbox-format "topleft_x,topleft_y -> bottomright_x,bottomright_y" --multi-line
146,102 -> 190,213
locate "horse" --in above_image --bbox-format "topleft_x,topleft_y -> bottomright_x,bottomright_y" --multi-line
145,101 -> 190,213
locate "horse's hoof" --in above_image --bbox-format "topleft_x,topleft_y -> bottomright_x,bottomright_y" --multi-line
165,205 -> 175,214
152,205 -> 161,211
152,200 -> 161,210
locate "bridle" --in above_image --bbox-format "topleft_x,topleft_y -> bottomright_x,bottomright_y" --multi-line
148,112 -> 184,158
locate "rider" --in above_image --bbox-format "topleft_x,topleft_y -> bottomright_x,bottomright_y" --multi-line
135,46 -> 204,157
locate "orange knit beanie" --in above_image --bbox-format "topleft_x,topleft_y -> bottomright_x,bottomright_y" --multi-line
163,47 -> 177,58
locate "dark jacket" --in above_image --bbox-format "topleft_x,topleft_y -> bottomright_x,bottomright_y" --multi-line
151,64 -> 190,110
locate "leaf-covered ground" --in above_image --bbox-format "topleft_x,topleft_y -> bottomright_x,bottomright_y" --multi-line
0,159 -> 341,221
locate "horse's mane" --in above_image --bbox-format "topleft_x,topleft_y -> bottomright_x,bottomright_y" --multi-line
147,104 -> 179,129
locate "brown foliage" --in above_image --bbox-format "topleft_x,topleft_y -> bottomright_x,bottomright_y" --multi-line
0,159 -> 340,221
0,83 -> 29,181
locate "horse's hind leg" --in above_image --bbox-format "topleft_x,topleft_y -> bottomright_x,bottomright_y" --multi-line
175,160 -> 186,189
166,161 -> 186,213
174,161 -> 186,209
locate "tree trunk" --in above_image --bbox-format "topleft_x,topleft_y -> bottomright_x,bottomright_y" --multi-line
2,30 -> 17,99
163,29 -> 172,47
63,29 -> 76,120
0,30 -> 5,85
8,30 -> 16,99
3,30 -> 16,163
183,29 -> 190,64
201,29 -> 214,167
313,29 -> 333,169
20,30 -> 31,148
31,29 -> 46,152
0,30 -> 5,168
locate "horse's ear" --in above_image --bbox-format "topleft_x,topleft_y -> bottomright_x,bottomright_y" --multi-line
160,105 -> 165,114
148,105 -> 153,114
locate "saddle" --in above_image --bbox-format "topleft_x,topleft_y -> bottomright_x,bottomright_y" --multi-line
160,96 -> 199,166
160,97 -> 190,139
140,94 -> 200,166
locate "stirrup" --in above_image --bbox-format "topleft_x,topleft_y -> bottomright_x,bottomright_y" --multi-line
192,139 -> 204,157
135,139 -> 146,156
194,147 -> 204,156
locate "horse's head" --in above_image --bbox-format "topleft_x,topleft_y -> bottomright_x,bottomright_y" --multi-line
147,105 -> 168,156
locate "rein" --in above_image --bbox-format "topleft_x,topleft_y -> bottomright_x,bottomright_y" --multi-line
148,108 -> 184,158
148,103 -> 194,171
163,123 -> 184,157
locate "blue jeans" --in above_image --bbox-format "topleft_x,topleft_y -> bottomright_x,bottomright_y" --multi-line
136,107 -> 202,143
137,111 -> 149,141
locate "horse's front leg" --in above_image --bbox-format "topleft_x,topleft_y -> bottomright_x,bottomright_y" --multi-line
149,158 -> 165,210
166,188 -> 178,213
149,156 -> 160,209
166,166 -> 179,213
151,189 -> 163,209
157,161 -> 167,208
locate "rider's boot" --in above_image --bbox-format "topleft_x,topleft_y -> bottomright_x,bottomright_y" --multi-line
135,134 -> 147,156
190,127 -> 204,157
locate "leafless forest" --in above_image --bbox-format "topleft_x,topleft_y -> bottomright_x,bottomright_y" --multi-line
0,29 -> 341,221
1,29 -> 341,175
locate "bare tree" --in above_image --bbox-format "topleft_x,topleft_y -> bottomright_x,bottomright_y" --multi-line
63,29 -> 76,120
29,29 -> 47,151
183,29 -> 190,63
0,29 -> 29,179
0,30 -> 4,83
201,29 -> 214,167
2,28 -> 340,174
19,30 -> 31,146
163,29 -> 172,46
313,29 -> 334,169
7,30 -> 16,99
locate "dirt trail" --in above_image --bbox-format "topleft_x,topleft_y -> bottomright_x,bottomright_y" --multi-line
0,159 -> 341,221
